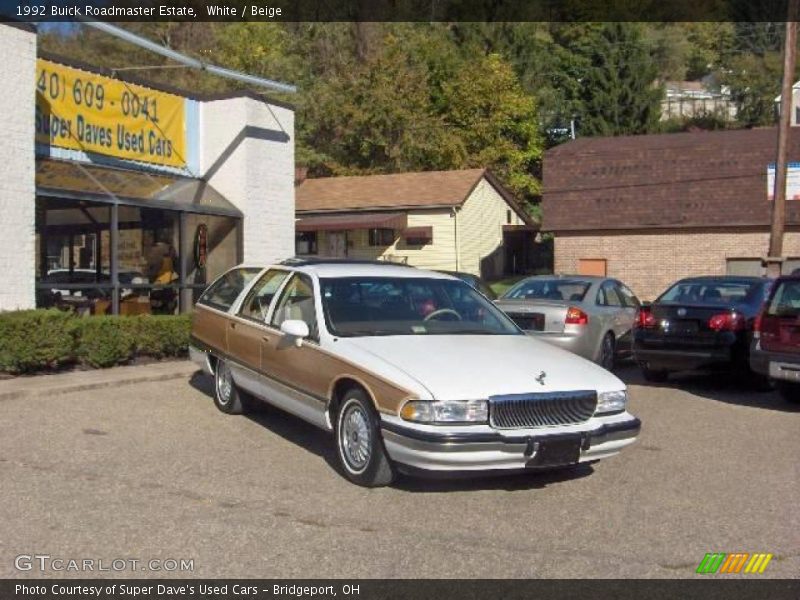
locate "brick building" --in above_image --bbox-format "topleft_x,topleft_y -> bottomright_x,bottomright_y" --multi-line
542,128 -> 800,301
0,23 -> 295,314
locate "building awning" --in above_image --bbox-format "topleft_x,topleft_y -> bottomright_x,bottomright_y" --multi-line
35,158 -> 242,217
296,212 -> 407,232
402,226 -> 433,240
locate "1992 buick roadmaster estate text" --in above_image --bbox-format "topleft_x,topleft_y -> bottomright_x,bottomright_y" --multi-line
190,259 -> 640,487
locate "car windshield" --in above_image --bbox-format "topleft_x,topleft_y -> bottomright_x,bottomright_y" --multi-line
320,277 -> 520,337
767,280 -> 800,317
502,278 -> 591,302
658,280 -> 760,306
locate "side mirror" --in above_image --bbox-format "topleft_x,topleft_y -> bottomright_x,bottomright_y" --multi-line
280,319 -> 310,347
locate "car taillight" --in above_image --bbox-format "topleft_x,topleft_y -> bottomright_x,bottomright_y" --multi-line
635,308 -> 657,329
753,312 -> 763,338
565,306 -> 589,325
708,312 -> 745,332
758,314 -> 780,338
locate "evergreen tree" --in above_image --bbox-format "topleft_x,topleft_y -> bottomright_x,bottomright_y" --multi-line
570,23 -> 663,137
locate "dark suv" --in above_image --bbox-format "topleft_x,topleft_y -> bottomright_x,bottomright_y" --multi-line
750,275 -> 800,403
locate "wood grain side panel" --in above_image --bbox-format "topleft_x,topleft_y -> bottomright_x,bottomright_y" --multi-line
192,307 -> 230,354
262,336 -> 415,415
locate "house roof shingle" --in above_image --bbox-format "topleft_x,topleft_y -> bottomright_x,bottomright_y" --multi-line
542,127 -> 800,232
296,168 -> 486,212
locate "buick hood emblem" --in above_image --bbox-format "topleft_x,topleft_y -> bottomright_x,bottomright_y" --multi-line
677,308 -> 687,317
535,371 -> 547,386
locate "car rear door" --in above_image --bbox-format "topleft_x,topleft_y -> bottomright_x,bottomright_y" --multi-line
613,281 -> 640,351
193,267 -> 261,355
228,269 -> 291,374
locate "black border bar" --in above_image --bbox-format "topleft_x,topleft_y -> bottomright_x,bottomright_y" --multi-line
3,579 -> 800,600
1,0 -> 796,23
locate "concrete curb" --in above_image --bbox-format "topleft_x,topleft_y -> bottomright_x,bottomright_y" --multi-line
0,360 -> 200,401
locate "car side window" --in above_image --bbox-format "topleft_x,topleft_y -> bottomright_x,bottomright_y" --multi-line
616,283 -> 640,308
597,281 -> 622,307
197,268 -> 260,312
239,269 -> 290,322
270,274 -> 319,341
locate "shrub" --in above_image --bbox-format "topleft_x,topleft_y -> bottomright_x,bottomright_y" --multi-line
75,317 -> 136,368
0,309 -> 77,373
122,314 -> 192,358
0,310 -> 193,373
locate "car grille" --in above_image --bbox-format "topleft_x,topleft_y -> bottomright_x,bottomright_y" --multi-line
506,312 -> 544,331
489,391 -> 597,429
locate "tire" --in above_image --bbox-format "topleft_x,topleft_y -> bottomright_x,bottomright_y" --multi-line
640,364 -> 669,383
748,373 -> 776,392
213,358 -> 247,415
776,381 -> 800,403
598,333 -> 616,371
335,388 -> 395,487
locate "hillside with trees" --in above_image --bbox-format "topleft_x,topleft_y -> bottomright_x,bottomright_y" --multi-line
39,22 -> 799,218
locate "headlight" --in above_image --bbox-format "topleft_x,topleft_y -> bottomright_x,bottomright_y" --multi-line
400,400 -> 488,424
596,390 -> 627,414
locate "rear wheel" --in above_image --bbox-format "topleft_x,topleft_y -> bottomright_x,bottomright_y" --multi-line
640,363 -> 669,383
335,388 -> 395,487
214,359 -> 247,415
776,381 -> 800,403
598,333 -> 616,371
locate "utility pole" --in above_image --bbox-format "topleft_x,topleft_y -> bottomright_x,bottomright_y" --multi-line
768,1 -> 800,278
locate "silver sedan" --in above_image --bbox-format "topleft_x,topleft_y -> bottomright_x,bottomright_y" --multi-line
494,275 -> 640,370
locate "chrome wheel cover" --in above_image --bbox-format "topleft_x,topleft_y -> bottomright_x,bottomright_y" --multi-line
216,362 -> 233,405
340,403 -> 371,472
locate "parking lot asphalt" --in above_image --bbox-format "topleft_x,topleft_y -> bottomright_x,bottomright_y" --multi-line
0,363 -> 797,579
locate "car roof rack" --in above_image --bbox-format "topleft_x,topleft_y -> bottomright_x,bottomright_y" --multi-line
279,257 -> 415,268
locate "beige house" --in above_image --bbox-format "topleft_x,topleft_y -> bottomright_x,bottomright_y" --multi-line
295,169 -> 536,278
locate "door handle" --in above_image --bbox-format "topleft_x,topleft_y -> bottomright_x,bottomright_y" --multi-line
229,322 -> 236,329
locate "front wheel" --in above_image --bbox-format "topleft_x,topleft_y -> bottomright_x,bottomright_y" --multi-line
776,381 -> 800,403
335,388 -> 395,487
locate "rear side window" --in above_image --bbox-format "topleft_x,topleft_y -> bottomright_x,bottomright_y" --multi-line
197,268 -> 261,312
767,280 -> 800,317
597,281 -> 622,307
617,283 -> 640,308
239,269 -> 290,322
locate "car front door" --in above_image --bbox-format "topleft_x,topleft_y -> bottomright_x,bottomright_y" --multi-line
260,273 -> 328,428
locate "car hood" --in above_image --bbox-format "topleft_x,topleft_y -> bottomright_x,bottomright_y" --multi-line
337,334 -> 624,401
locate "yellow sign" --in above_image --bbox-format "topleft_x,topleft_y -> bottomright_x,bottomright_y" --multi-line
35,58 -> 186,168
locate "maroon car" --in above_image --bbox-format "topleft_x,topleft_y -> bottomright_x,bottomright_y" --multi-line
750,275 -> 800,403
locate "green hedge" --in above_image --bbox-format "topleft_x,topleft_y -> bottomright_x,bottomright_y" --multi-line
0,310 -> 191,374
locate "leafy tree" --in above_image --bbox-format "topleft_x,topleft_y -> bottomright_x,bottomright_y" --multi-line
440,53 -> 542,197
721,51 -> 784,127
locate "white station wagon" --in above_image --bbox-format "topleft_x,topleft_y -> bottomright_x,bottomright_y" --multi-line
190,259 -> 640,487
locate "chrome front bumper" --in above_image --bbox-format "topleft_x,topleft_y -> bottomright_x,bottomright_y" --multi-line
380,413 -> 640,472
